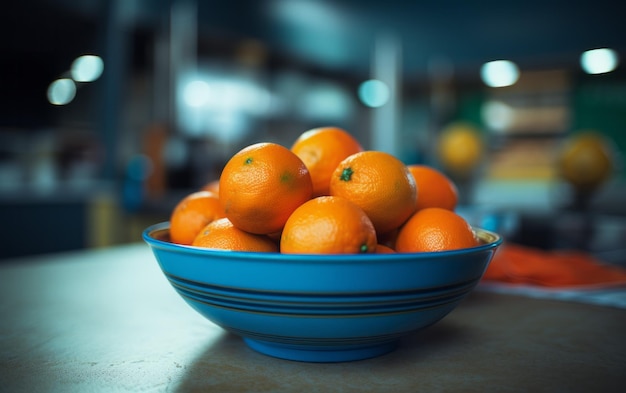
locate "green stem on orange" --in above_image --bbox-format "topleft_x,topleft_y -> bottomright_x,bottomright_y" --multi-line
340,167 -> 354,181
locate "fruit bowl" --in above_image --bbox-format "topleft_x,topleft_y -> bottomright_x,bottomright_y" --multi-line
143,222 -> 502,362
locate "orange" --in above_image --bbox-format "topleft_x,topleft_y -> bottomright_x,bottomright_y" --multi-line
290,127 -> 363,197
437,122 -> 484,177
407,165 -> 458,211
219,142 -> 313,234
280,196 -> 377,254
169,191 -> 226,245
329,151 -> 417,234
192,218 -> 279,252
557,131 -> 615,191
375,244 -> 396,254
395,207 -> 478,253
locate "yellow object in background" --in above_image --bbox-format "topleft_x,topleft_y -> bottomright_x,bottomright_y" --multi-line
557,131 -> 615,191
437,122 -> 484,177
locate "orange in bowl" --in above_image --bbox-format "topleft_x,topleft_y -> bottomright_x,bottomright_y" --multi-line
407,165 -> 458,211
280,196 -> 377,254
169,191 -> 225,245
192,217 -> 279,252
219,142 -> 313,235
396,207 -> 478,253
291,127 -> 363,197
329,151 -> 417,234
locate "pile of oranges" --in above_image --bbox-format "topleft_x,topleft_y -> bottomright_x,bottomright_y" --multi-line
169,127 -> 479,254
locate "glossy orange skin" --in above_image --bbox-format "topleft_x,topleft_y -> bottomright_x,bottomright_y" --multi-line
395,208 -> 478,253
291,127 -> 363,197
329,151 -> 417,234
407,165 -> 458,211
280,196 -> 377,254
219,142 -> 313,234
169,191 -> 226,245
192,218 -> 279,252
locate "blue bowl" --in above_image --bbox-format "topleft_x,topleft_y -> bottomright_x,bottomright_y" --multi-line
143,222 -> 502,362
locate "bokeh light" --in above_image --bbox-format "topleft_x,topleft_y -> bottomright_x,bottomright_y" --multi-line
298,82 -> 353,121
580,48 -> 619,74
183,80 -> 211,107
358,79 -> 390,108
480,60 -> 520,88
482,100 -> 515,132
47,78 -> 76,105
71,55 -> 104,82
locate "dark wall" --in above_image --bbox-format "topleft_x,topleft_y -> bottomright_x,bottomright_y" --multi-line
0,200 -> 87,260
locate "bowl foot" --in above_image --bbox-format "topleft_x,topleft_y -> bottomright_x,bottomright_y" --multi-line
243,338 -> 398,363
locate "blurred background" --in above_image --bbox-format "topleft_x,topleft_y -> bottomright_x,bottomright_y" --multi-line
1,0 -> 625,262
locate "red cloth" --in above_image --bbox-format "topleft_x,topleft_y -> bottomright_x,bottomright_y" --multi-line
483,243 -> 626,288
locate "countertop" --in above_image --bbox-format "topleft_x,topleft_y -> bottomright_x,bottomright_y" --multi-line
1,243 -> 625,392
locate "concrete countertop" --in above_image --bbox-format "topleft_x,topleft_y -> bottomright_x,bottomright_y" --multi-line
1,243 -> 625,392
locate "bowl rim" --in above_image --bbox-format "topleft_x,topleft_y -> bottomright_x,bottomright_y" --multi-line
143,222 -> 502,263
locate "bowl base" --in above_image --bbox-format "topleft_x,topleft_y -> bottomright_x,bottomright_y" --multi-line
243,338 -> 398,363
